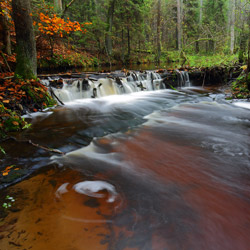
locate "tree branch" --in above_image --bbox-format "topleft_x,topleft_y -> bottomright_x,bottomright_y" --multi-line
61,0 -> 76,18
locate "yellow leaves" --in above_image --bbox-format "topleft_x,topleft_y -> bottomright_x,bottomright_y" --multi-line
241,65 -> 247,71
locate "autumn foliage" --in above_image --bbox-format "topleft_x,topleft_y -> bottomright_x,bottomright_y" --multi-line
34,12 -> 91,38
0,0 -> 12,20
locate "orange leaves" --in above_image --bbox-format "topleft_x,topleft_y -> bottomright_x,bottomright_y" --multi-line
12,121 -> 19,126
34,12 -> 90,38
1,165 -> 19,176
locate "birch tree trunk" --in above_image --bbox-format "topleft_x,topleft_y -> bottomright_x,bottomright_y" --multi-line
54,0 -> 63,12
156,0 -> 161,63
199,0 -> 203,25
176,0 -> 182,50
12,0 -> 37,79
196,0 -> 203,53
230,0 -> 235,54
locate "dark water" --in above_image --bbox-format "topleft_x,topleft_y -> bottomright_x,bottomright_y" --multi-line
0,87 -> 250,250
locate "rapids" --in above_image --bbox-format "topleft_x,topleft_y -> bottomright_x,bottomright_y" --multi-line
0,72 -> 250,250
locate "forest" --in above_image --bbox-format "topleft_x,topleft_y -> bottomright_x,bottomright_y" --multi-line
0,0 -> 249,135
1,1 -> 250,249
0,0 -> 250,70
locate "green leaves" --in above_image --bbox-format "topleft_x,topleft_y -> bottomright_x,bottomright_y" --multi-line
2,195 -> 15,209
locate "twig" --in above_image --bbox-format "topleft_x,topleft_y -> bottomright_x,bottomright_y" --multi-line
27,140 -> 65,155
5,136 -> 65,155
49,87 -> 65,105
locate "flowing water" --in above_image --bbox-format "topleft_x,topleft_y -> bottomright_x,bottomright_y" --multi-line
0,72 -> 250,250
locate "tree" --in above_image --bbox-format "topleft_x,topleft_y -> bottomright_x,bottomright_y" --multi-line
156,0 -> 161,63
54,0 -> 63,13
0,0 -> 11,55
176,0 -> 182,50
12,0 -> 37,79
105,0 -> 116,57
230,0 -> 235,54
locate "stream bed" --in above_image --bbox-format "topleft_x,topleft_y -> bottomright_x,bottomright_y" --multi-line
0,85 -> 250,250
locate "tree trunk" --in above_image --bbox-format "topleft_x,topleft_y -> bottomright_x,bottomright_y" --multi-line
127,25 -> 130,58
0,9 -> 11,55
176,0 -> 182,50
199,0 -> 203,25
156,0 -> 161,63
196,0 -> 203,53
54,0 -> 63,12
247,38 -> 250,74
230,0 -> 235,54
105,0 -> 116,56
247,11 -> 250,74
12,0 -> 37,79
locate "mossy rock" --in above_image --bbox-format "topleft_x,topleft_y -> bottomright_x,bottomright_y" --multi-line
231,72 -> 250,99
0,102 -> 28,137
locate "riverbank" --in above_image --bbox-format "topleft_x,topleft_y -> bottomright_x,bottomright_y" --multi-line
0,73 -> 56,138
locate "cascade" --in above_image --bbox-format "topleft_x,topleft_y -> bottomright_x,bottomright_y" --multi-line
42,71 -> 165,103
176,69 -> 191,87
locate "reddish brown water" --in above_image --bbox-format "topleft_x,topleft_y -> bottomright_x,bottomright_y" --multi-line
0,89 -> 250,249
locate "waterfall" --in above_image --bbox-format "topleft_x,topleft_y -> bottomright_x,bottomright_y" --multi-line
176,70 -> 191,88
42,71 -> 166,103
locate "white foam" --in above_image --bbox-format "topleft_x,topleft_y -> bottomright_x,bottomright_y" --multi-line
55,183 -> 69,198
73,180 -> 117,202
233,102 -> 250,110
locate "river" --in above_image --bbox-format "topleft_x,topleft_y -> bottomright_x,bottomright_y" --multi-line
0,72 -> 250,250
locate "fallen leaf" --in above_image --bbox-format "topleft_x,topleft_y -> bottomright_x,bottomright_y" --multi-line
12,121 -> 19,126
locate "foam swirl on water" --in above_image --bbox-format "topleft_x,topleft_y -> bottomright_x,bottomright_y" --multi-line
73,180 -> 117,203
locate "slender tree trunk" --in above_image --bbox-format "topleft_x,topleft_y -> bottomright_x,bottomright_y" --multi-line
176,0 -> 182,50
248,38 -> 250,74
199,0 -> 203,25
54,0 -> 63,12
247,11 -> 250,74
230,0 -> 235,54
105,0 -> 116,56
0,8 -> 11,55
196,0 -> 203,53
12,0 -> 37,79
127,25 -> 130,58
156,0 -> 161,63
121,27 -> 125,62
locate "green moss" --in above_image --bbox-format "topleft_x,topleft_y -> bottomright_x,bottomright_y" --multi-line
0,102 -> 28,136
15,44 -> 37,80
